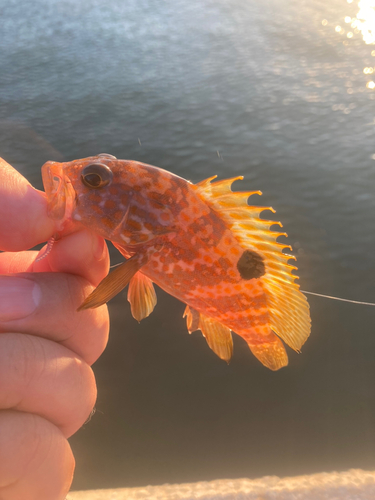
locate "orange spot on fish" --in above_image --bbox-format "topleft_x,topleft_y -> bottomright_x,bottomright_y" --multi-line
109,186 -> 119,196
127,219 -> 142,231
102,217 -> 116,229
137,233 -> 150,242
105,199 -> 116,210
89,193 -> 102,203
150,200 -> 163,209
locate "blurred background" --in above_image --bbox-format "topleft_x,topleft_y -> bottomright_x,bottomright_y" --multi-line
1,0 -> 375,491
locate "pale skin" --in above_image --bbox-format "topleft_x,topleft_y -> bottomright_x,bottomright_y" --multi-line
0,158 -> 110,500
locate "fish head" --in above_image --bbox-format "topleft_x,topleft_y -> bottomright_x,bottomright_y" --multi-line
42,154 -> 132,237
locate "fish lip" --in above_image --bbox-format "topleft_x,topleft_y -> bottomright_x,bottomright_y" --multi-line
41,161 -> 76,224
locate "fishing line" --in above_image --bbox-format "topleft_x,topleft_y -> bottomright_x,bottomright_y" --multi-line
301,290 -> 375,306
110,263 -> 375,307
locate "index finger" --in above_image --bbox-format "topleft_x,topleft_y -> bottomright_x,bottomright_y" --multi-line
0,157 -> 55,251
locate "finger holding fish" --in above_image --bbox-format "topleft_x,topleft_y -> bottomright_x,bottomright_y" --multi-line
0,156 -> 110,289
32,228 -> 110,289
0,157 -> 55,251
0,157 -> 111,500
0,410 -> 74,500
0,269 -> 109,366
0,332 -> 96,437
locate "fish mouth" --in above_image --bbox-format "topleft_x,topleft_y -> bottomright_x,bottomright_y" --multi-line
41,161 -> 76,223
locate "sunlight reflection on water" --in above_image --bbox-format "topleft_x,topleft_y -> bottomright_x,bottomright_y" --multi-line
326,0 -> 375,88
356,0 -> 375,44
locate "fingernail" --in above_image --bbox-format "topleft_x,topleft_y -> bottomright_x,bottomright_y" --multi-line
92,235 -> 106,261
0,277 -> 41,321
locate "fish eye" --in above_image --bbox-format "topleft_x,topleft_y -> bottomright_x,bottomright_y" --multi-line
81,163 -> 113,189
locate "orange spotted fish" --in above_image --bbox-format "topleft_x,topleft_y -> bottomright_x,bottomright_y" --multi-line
42,154 -> 311,370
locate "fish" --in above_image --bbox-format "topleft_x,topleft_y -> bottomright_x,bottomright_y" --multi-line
41,153 -> 311,370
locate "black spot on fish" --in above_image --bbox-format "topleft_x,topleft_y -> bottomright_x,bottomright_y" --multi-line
237,250 -> 265,280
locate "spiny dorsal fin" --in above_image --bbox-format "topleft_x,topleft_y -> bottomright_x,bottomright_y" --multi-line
194,176 -> 311,352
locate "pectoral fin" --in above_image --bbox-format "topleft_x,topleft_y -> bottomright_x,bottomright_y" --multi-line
78,254 -> 146,310
183,306 -> 233,363
127,272 -> 157,322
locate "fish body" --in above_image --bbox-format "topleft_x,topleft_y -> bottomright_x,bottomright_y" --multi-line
42,154 -> 311,370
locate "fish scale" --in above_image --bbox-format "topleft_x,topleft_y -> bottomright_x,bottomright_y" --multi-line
41,154 -> 311,370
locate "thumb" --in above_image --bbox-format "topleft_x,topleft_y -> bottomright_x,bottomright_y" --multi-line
33,229 -> 110,287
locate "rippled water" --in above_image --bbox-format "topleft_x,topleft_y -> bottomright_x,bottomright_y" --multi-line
1,0 -> 375,490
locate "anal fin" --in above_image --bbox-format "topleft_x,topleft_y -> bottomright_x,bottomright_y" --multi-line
248,336 -> 288,371
183,305 -> 200,333
127,272 -> 157,322
183,306 -> 233,363
78,254 -> 146,310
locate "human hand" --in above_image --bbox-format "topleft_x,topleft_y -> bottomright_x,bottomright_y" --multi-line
0,157 -> 110,500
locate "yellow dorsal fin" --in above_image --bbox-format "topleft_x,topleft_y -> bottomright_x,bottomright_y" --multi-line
183,305 -> 233,363
128,272 -> 157,322
194,177 -> 311,352
194,175 -> 217,188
